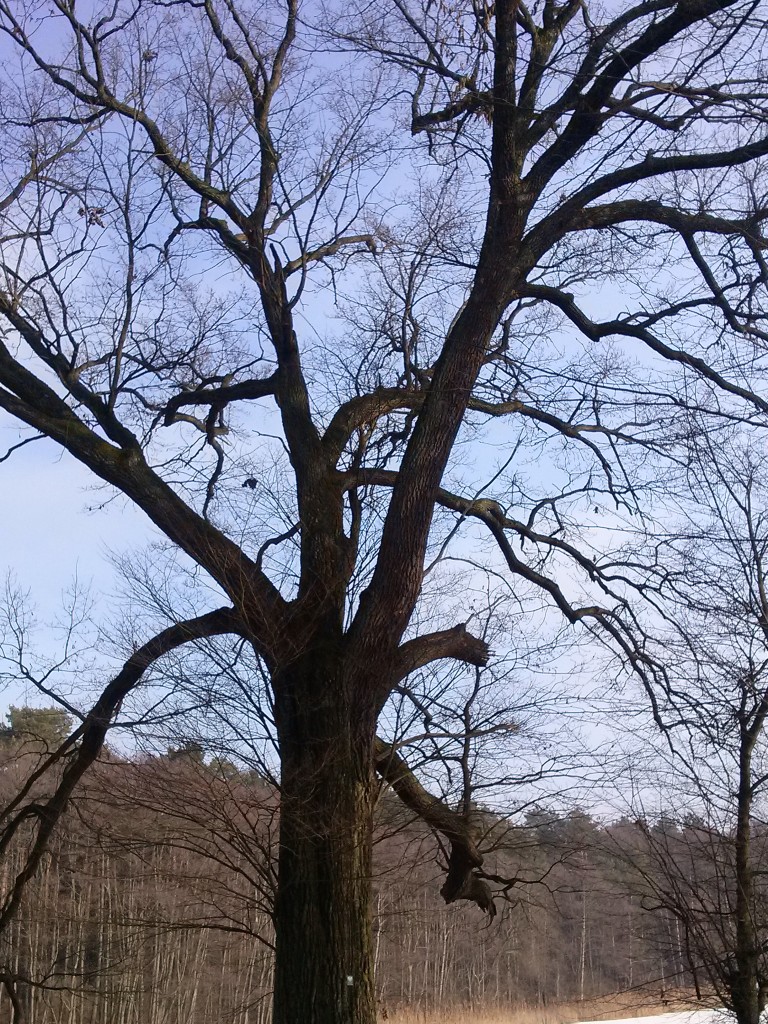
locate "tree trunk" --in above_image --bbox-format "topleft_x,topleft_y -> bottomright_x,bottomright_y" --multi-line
732,727 -> 759,1024
271,658 -> 377,1024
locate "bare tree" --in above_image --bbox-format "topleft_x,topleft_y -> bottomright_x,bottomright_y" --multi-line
613,433 -> 768,1024
0,1 -> 767,1022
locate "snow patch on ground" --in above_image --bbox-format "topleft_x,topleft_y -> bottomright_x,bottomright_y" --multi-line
578,1012 -> 732,1024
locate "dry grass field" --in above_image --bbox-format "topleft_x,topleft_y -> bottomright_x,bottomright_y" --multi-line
386,991 -> 714,1024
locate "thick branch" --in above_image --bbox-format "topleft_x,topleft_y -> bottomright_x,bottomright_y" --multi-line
374,738 -> 496,916
282,234 -> 377,275
394,625 -> 491,680
526,0 -> 744,192
529,136 -> 768,260
574,200 -> 768,250
411,89 -> 492,133
164,374 -> 278,426
521,284 -> 768,415
345,467 -> 607,625
0,298 -> 139,450
323,388 -> 422,462
0,606 -> 243,937
0,335 -> 287,652
324,387 -> 530,466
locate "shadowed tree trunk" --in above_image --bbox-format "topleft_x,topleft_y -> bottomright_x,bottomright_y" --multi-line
272,657 -> 378,1024
732,723 -> 761,1024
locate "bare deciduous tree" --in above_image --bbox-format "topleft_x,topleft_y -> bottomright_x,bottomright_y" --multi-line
618,435 -> 768,1024
0,1 -> 767,1021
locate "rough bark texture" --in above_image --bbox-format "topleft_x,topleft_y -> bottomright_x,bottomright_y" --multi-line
272,655 -> 377,1024
733,728 -> 760,1024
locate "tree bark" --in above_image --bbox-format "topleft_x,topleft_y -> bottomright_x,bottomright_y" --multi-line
732,727 -> 760,1024
271,656 -> 377,1024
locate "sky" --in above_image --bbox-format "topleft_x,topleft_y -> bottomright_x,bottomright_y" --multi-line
1,432 -> 155,604
0,0 -> 759,802
0,427 -> 159,713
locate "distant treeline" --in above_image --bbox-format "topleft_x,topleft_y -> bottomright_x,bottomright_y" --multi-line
0,726 -> 711,1024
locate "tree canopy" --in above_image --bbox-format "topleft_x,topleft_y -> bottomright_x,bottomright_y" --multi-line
0,1 -> 767,1022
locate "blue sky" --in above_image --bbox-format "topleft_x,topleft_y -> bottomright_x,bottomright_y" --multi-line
0,427 -> 159,714
1,434 -> 154,606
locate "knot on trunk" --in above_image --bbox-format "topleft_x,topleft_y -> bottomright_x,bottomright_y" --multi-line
440,846 -> 496,918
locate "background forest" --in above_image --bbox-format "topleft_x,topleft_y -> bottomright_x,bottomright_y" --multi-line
0,709 -> 757,1024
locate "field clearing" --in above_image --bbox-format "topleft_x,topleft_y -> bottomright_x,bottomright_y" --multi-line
387,996 -> 727,1024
